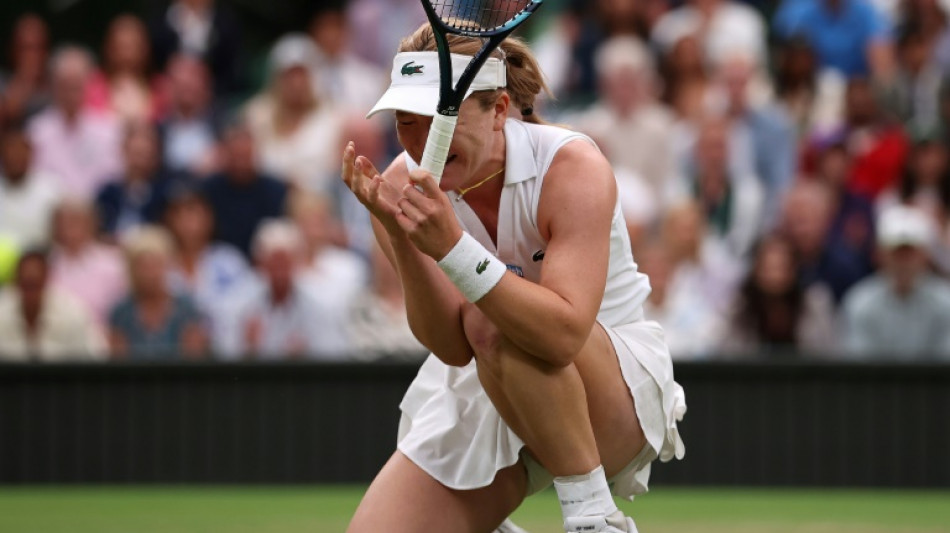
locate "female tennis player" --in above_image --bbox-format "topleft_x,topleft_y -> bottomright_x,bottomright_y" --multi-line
342,24 -> 685,533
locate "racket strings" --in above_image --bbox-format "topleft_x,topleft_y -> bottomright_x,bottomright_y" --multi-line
430,0 -> 533,32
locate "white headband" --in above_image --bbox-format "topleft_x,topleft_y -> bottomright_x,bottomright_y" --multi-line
366,51 -> 507,118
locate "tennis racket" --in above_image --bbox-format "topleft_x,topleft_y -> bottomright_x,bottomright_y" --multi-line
419,0 -> 544,182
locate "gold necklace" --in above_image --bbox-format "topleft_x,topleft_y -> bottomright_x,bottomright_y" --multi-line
455,167 -> 504,201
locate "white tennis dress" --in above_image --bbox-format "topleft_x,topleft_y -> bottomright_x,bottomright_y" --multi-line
397,119 -> 686,499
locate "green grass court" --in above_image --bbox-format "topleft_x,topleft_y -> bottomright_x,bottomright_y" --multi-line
1,486 -> 947,532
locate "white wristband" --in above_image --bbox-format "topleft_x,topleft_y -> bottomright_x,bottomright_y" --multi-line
437,232 -> 506,303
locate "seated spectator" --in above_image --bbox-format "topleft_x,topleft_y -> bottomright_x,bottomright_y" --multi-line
94,121 -> 182,238
714,52 -> 797,231
86,14 -> 166,123
27,46 -> 122,200
157,54 -> 222,176
290,191 -> 368,305
781,180 -> 872,303
201,122 -> 287,258
569,36 -> 677,205
108,225 -> 207,359
164,184 -> 252,352
307,6 -> 387,112
637,238 -> 726,360
681,118 -> 764,257
245,34 -> 344,193
774,36 -> 846,139
842,204 -> 950,359
0,250 -> 107,361
652,0 -> 768,69
879,23 -> 945,135
223,220 -> 350,360
148,0 -> 243,98
0,126 -> 60,250
48,198 -> 128,328
720,234 -> 838,356
773,0 -> 896,80
346,244 -> 426,361
0,14 -> 51,123
659,32 -> 711,123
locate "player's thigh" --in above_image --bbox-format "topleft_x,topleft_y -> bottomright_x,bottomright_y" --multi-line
573,324 -> 647,477
347,450 -> 527,533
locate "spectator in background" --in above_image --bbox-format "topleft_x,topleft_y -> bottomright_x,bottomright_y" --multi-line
652,0 -> 768,69
720,234 -> 838,356
659,32 -> 711,123
683,118 -> 764,257
880,23 -> 946,135
163,184 -> 251,352
157,54 -> 222,176
290,191 -> 368,304
346,244 -> 426,361
781,180 -> 868,303
201,122 -> 287,258
774,36 -> 847,139
308,7 -> 388,112
86,14 -> 166,123
148,0 -> 243,98
48,198 -> 127,328
94,121 -> 182,238
225,220 -> 350,360
0,251 -> 107,361
569,36 -> 677,206
773,0 -> 896,81
108,225 -> 207,360
0,126 -> 60,250
714,52 -> 797,230
812,141 -> 877,280
245,34 -> 344,194
28,46 -> 122,200
0,14 -> 51,123
842,204 -> 950,358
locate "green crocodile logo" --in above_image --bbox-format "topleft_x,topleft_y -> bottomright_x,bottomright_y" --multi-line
475,258 -> 490,275
401,61 -> 424,76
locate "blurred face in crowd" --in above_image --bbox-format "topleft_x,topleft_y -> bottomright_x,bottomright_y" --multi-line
0,131 -> 33,183
668,35 -> 704,77
816,146 -> 851,190
601,65 -> 649,115
634,242 -> 672,304
53,201 -> 96,251
167,197 -> 214,249
779,41 -> 816,88
883,244 -> 929,292
167,55 -> 212,117
11,14 -> 49,80
662,202 -> 704,261
845,79 -> 878,126
782,182 -> 834,259
223,128 -> 258,181
719,54 -> 753,112
753,237 -> 797,296
15,254 -> 48,317
123,123 -> 160,179
259,247 -> 297,298
695,121 -> 729,199
910,141 -> 948,186
51,50 -> 92,116
130,251 -> 169,299
104,15 -> 150,74
898,32 -> 931,74
293,195 -> 335,250
275,65 -> 316,110
310,11 -> 348,59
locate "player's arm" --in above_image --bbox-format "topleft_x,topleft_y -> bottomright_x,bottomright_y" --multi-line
353,152 -> 474,366
402,140 -> 613,366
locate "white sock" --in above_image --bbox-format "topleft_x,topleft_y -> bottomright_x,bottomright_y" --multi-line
553,465 -> 618,521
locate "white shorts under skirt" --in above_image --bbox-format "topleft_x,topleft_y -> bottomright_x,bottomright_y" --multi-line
396,320 -> 686,501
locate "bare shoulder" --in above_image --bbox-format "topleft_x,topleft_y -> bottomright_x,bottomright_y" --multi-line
542,138 -> 617,208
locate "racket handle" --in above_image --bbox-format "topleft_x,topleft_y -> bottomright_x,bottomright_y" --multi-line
420,113 -> 458,183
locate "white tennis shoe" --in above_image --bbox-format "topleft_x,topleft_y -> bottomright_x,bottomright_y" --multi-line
563,510 -> 639,533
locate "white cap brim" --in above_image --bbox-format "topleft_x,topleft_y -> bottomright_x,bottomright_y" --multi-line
366,51 -> 506,118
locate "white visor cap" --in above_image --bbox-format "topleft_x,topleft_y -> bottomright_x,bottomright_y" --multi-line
366,51 -> 506,118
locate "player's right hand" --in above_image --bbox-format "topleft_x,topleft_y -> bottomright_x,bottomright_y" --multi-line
342,141 -> 403,234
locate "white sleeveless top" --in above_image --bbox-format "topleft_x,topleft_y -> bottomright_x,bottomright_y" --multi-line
406,119 -> 652,326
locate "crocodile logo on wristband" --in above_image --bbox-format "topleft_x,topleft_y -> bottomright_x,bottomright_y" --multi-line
475,258 -> 490,274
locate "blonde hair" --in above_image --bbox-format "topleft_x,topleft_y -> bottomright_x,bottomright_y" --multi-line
397,24 -> 551,124
121,225 -> 174,262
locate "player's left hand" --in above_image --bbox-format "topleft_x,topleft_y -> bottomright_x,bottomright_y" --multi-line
396,168 -> 463,260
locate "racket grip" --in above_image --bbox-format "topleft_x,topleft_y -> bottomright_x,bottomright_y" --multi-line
420,113 -> 458,183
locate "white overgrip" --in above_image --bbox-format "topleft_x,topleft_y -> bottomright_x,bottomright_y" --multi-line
420,113 -> 458,183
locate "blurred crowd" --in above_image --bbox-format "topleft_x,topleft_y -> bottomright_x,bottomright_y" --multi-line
2,0 -> 950,363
